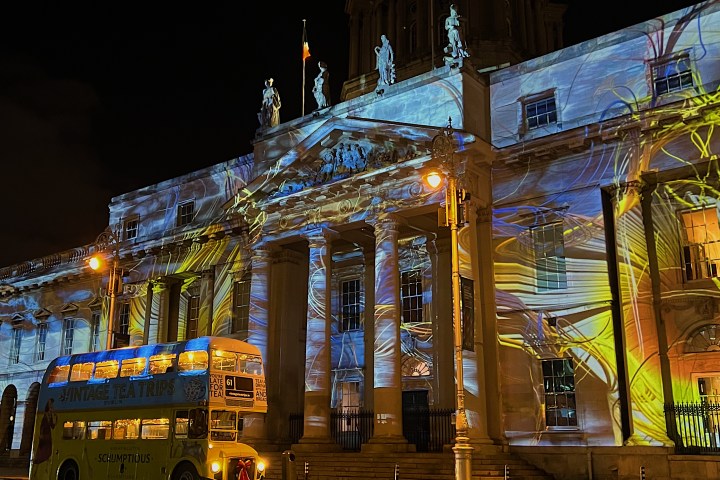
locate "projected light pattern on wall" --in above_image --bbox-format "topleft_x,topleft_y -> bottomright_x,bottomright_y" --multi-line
492,2 -> 720,445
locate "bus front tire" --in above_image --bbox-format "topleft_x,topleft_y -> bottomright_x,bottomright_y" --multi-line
58,461 -> 79,480
172,462 -> 199,480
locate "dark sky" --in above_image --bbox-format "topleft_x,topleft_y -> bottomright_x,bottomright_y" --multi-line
0,1 -> 701,268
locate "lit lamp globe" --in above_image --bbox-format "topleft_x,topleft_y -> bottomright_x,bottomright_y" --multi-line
426,171 -> 443,189
89,256 -> 102,271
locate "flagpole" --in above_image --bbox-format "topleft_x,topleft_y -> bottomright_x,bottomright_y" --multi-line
302,19 -> 307,117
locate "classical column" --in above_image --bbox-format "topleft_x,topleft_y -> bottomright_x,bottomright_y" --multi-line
242,247 -> 273,444
296,229 -> 339,450
363,213 -> 411,452
199,269 -> 215,337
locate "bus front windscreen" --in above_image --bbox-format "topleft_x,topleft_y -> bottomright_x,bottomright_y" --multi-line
210,410 -> 237,441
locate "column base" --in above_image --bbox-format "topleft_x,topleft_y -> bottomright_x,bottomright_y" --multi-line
361,435 -> 416,453
292,436 -> 342,453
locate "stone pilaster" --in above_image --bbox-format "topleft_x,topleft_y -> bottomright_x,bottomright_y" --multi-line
199,269 -> 214,337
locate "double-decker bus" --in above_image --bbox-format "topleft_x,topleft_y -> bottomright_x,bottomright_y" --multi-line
29,336 -> 268,480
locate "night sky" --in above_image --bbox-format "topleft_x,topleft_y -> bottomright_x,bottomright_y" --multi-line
0,1 -> 701,268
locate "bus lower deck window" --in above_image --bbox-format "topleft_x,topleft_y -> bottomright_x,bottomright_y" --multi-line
62,421 -> 86,440
113,419 -> 140,440
87,421 -> 113,440
141,418 -> 170,439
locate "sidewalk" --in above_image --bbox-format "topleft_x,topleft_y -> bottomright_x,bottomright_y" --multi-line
0,465 -> 28,480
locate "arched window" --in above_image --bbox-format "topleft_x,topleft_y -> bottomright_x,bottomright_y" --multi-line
686,324 -> 720,353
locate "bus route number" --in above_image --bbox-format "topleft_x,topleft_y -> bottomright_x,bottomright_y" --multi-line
225,376 -> 253,399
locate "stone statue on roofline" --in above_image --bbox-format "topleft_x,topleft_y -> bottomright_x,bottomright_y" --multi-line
258,78 -> 281,129
444,3 -> 470,67
312,61 -> 331,111
374,34 -> 395,93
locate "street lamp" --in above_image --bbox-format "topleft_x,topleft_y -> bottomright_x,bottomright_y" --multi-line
89,226 -> 122,351
428,118 -> 473,480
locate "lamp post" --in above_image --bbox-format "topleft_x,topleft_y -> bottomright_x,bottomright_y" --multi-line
90,226 -> 121,351
428,118 -> 473,480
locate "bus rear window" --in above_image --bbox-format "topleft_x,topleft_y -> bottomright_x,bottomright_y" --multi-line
87,421 -> 113,440
70,362 -> 94,382
94,360 -> 119,379
149,354 -> 176,375
178,350 -> 208,372
120,358 -> 147,377
141,418 -> 169,439
49,365 -> 70,384
211,349 -> 237,371
238,354 -> 263,376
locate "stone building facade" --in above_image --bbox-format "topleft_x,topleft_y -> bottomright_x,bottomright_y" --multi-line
1,2 -> 720,479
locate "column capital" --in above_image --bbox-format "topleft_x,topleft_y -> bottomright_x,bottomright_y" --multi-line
368,212 -> 406,232
303,227 -> 339,248
607,180 -> 647,200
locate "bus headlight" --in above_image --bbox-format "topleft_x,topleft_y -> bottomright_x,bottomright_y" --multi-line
257,460 -> 266,473
211,462 -> 221,473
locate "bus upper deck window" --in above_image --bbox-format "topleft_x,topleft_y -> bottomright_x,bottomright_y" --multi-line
178,350 -> 208,372
149,353 -> 176,375
49,365 -> 70,384
211,349 -> 236,372
120,357 -> 147,377
238,355 -> 263,376
94,360 -> 119,379
70,362 -> 94,381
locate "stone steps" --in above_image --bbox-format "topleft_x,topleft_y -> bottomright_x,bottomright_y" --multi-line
261,451 -> 555,480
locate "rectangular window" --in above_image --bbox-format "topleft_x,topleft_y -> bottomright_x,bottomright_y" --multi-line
542,358 -> 577,428
90,311 -> 101,352
681,206 -> 720,281
62,421 -> 86,440
232,271 -> 251,334
113,419 -> 140,440
70,362 -> 94,381
525,97 -> 557,129
177,201 -> 195,227
400,269 -> 423,323
340,279 -> 363,331
141,418 -> 170,439
185,294 -> 200,339
62,318 -> 75,355
120,357 -> 147,377
36,322 -> 48,362
87,420 -> 113,440
531,222 -> 567,291
124,218 -> 139,240
339,381 -> 361,432
118,302 -> 130,335
654,56 -> 694,96
10,326 -> 22,365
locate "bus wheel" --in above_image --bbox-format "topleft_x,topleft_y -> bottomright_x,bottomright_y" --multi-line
172,462 -> 199,480
58,461 -> 79,480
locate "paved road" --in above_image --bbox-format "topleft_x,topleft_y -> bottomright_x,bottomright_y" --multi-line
0,466 -> 28,480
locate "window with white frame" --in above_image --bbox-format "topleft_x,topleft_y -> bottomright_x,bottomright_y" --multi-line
118,302 -> 130,336
36,322 -> 48,362
62,318 -> 76,356
186,294 -> 200,339
340,278 -> 363,331
531,222 -> 567,291
177,201 -> 195,227
680,206 -> 720,281
124,217 -> 139,241
10,323 -> 22,365
232,271 -> 251,334
653,55 -> 694,96
525,96 -> 557,130
400,269 -> 423,323
90,311 -> 101,352
542,357 -> 577,428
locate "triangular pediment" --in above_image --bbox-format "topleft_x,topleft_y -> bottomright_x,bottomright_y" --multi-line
235,117 -> 455,206
60,303 -> 79,315
34,308 -> 52,319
